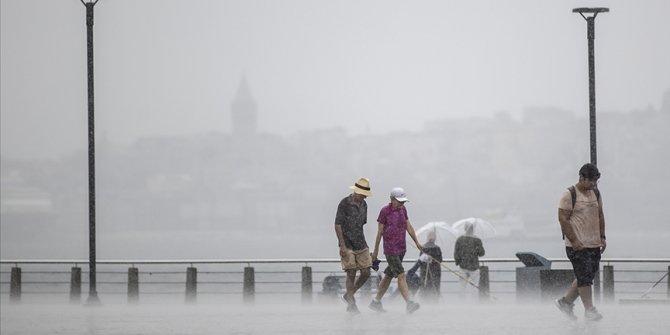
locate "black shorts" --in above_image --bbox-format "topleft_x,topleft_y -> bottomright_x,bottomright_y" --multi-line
566,247 -> 601,287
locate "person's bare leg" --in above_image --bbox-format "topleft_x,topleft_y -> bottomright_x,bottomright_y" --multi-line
344,270 -> 357,302
352,268 -> 370,294
564,279 -> 580,303
396,273 -> 411,302
374,274 -> 392,301
578,285 -> 594,309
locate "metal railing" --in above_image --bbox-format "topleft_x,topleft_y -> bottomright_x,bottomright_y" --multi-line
1,258 -> 668,304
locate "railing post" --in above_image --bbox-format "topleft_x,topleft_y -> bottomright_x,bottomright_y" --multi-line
243,266 -> 255,303
301,266 -> 313,303
602,265 -> 614,303
667,266 -> 669,300
128,267 -> 139,304
10,267 -> 21,303
185,267 -> 197,303
70,267 -> 82,304
479,265 -> 490,302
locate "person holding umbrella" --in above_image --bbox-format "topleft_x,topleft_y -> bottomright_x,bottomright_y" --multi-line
369,187 -> 423,314
418,231 -> 443,301
453,222 -> 486,300
335,177 -> 373,314
555,163 -> 606,321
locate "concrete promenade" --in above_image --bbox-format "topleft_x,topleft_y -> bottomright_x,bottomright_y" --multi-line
2,299 -> 668,335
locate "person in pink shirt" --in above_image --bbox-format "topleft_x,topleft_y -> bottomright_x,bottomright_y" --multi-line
370,187 -> 423,314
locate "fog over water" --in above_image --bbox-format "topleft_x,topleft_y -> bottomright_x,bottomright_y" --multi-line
1,0 -> 670,262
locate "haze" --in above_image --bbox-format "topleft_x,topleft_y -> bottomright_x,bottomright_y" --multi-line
1,0 -> 669,261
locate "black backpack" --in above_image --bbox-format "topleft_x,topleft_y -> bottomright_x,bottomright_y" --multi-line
562,186 -> 601,239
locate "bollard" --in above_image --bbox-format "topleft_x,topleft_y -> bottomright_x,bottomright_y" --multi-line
185,267 -> 197,303
593,269 -> 601,302
128,267 -> 139,304
243,267 -> 255,303
10,267 -> 21,303
301,266 -> 313,303
602,265 -> 614,303
478,266 -> 490,302
70,267 -> 82,304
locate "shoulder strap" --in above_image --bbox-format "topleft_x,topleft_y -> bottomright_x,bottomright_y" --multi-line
568,186 -> 577,209
569,186 -> 600,208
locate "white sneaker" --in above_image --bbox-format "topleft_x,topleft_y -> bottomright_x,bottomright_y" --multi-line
584,306 -> 603,321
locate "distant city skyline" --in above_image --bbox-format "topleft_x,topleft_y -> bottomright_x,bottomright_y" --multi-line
2,105 -> 668,260
2,0 -> 669,159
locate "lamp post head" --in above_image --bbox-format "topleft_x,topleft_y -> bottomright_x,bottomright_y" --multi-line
573,7 -> 609,20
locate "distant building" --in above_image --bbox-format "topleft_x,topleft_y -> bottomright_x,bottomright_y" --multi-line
231,77 -> 258,136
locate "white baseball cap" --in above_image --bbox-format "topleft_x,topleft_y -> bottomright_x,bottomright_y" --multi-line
390,187 -> 408,202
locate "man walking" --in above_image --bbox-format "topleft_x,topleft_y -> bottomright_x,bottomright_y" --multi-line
555,163 -> 606,321
370,187 -> 423,314
335,177 -> 373,313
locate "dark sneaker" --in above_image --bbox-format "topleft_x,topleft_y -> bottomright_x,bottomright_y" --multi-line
346,303 -> 360,314
554,298 -> 577,320
406,301 -> 420,314
584,307 -> 603,321
368,300 -> 386,312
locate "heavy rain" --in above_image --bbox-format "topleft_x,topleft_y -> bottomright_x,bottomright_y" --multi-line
1,0 -> 669,334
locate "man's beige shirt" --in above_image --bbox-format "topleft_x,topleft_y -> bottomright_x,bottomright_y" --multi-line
559,188 -> 603,248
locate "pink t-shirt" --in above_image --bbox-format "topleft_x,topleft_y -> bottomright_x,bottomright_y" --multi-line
377,204 -> 409,256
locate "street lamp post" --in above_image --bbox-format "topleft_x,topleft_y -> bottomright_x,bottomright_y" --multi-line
573,7 -> 609,166
81,0 -> 101,305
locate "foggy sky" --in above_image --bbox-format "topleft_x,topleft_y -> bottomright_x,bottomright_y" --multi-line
2,0 -> 669,159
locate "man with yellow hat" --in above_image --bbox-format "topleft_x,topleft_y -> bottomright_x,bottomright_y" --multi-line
335,177 -> 373,313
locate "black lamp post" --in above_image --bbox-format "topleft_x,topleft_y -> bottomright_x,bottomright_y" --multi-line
81,0 -> 101,305
572,7 -> 609,166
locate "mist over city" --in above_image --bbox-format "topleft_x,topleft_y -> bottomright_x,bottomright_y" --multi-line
2,0 -> 669,262
2,2 -> 670,335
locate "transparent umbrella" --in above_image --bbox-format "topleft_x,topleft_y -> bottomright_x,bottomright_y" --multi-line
451,217 -> 497,239
413,221 -> 457,251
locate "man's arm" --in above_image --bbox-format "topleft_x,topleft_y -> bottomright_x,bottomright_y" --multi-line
453,239 -> 461,265
558,191 -> 583,250
335,224 -> 347,257
371,222 -> 384,260
477,239 -> 485,257
598,196 -> 606,253
558,208 -> 583,249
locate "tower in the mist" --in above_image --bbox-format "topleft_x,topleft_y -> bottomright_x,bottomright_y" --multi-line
231,77 -> 258,136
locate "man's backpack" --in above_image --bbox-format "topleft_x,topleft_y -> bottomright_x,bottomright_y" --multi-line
568,186 -> 600,208
562,186 -> 601,240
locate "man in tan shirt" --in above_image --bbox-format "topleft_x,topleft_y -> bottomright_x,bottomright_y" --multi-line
555,163 -> 606,321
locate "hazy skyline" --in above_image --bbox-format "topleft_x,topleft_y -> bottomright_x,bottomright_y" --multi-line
2,0 -> 669,159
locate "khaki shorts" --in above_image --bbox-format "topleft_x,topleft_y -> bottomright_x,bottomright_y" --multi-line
341,248 -> 372,271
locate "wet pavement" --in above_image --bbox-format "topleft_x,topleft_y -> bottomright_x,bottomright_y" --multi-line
2,298 -> 668,335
